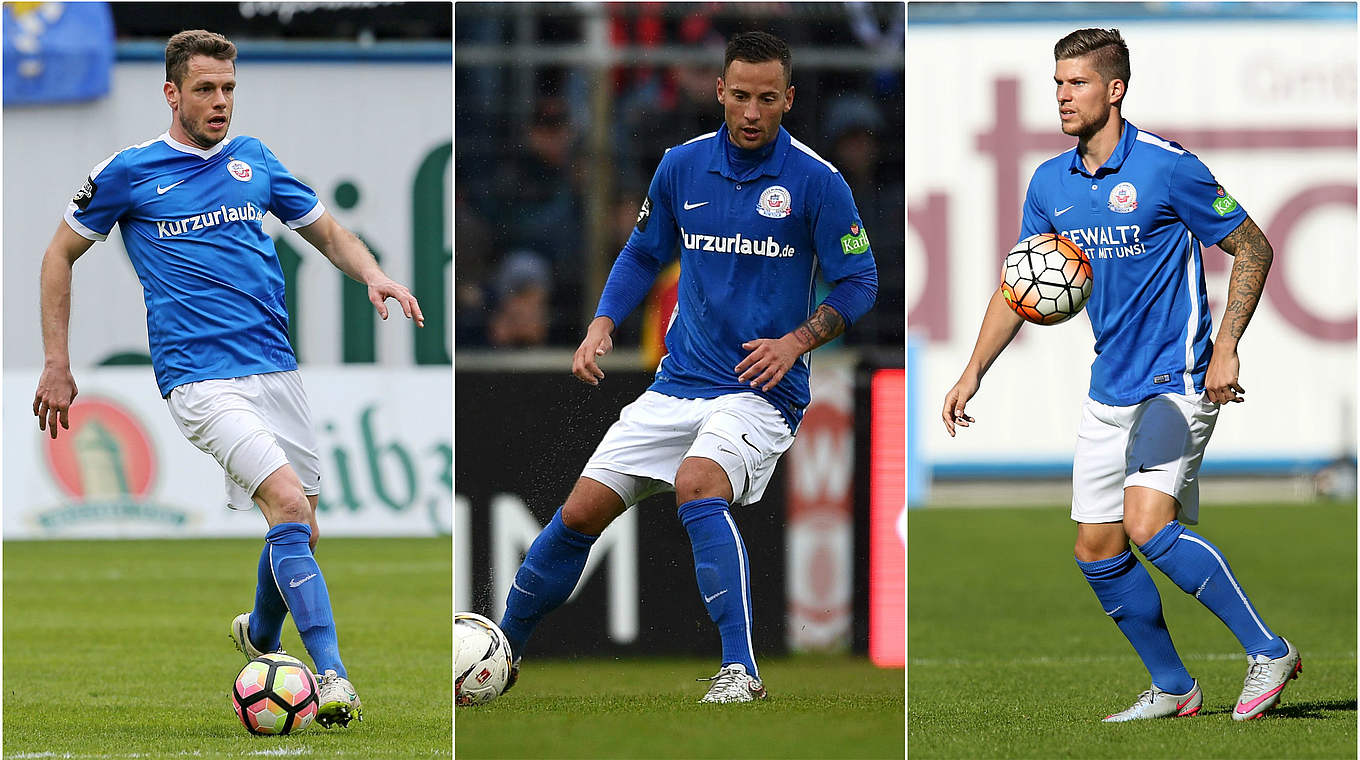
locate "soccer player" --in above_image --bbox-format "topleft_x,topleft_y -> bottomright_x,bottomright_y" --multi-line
496,31 -> 878,703
31,30 -> 424,728
942,28 -> 1298,721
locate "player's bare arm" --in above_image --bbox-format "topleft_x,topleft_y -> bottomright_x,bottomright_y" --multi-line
942,285 -> 1026,437
1205,216 -> 1273,405
33,220 -> 95,439
734,303 -> 844,393
572,316 -> 615,386
296,211 -> 424,327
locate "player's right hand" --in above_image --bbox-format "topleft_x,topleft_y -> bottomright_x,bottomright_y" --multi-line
572,317 -> 615,386
942,375 -> 979,438
33,366 -> 78,440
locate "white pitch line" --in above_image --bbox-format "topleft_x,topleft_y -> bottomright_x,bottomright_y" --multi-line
910,651 -> 1355,667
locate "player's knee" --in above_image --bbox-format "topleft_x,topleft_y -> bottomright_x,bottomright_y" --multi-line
673,461 -> 732,504
561,486 -> 623,536
1074,534 -> 1127,563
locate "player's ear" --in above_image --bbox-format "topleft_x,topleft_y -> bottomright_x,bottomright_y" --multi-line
716,76 -> 725,104
1108,78 -> 1125,106
784,85 -> 795,112
164,81 -> 178,109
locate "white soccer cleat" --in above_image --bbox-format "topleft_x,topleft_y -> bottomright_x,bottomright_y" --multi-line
316,669 -> 363,728
230,612 -> 283,661
697,663 -> 768,704
1102,680 -> 1202,722
1233,638 -> 1302,721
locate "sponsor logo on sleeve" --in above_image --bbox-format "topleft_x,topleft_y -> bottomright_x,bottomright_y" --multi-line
840,221 -> 870,255
72,177 -> 96,211
1107,182 -> 1138,213
1211,186 -> 1239,216
635,195 -> 652,231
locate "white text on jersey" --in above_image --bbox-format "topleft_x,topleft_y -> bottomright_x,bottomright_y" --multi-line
1061,224 -> 1148,259
680,228 -> 795,258
156,202 -> 265,238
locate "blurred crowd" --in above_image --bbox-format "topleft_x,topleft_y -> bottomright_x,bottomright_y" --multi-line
455,3 -> 904,352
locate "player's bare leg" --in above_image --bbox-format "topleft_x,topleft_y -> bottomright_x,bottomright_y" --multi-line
500,476 -> 625,693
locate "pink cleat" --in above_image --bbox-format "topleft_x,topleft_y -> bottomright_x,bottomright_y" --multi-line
1233,638 -> 1301,721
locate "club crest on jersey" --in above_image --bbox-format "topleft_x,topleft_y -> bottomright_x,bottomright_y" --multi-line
1107,182 -> 1137,213
226,159 -> 253,182
757,185 -> 792,219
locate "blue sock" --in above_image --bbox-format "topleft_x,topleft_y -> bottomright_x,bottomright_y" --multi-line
268,522 -> 347,678
678,497 -> 758,679
1139,520 -> 1287,658
499,507 -> 598,659
1077,550 -> 1194,694
248,538 -> 289,654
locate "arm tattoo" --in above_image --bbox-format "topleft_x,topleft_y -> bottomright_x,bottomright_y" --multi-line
792,304 -> 847,351
1215,216 -> 1274,343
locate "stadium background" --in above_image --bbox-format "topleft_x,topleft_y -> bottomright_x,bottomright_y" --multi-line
454,0 -> 906,666
908,1 -> 1358,503
3,3 -> 452,539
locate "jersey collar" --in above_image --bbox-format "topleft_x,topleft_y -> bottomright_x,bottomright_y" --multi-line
1067,119 -> 1138,178
707,125 -> 791,180
159,131 -> 234,159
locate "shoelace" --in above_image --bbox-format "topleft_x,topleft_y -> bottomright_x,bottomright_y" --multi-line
697,668 -> 747,696
1241,657 -> 1272,692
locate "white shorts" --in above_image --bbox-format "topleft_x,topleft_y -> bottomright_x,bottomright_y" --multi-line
581,391 -> 796,508
1071,391 -> 1219,525
166,371 -> 322,511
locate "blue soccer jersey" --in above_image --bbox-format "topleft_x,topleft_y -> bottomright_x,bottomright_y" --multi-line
1019,121 -> 1248,406
65,133 -> 324,396
607,126 -> 878,431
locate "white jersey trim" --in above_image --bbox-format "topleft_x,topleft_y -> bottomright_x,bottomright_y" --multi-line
1135,130 -> 1186,156
682,130 -> 720,146
789,135 -> 839,173
159,132 -> 233,159
1181,231 -> 1201,395
63,208 -> 106,241
284,201 -> 326,230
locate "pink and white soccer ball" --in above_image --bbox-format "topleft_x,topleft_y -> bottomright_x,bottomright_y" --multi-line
231,652 -> 319,735
456,612 -> 513,706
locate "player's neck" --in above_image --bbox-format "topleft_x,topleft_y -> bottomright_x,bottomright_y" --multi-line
1077,115 -> 1123,174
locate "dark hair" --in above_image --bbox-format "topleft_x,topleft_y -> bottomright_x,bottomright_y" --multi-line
1054,28 -> 1130,91
165,29 -> 237,87
724,31 -> 792,87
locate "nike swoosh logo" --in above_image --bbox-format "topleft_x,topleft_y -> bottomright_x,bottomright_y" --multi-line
1137,465 -> 1164,473
683,201 -> 710,210
717,447 -> 738,457
157,179 -> 186,195
1177,694 -> 1197,710
1054,205 -> 1074,216
1236,683 -> 1286,714
741,433 -> 760,452
704,589 -> 728,603
1103,605 -> 1123,616
289,573 -> 318,588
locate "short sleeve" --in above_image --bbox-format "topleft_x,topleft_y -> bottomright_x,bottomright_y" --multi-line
64,152 -> 131,241
259,141 -> 324,229
811,171 -> 876,283
1018,171 -> 1054,242
1168,152 -> 1248,247
620,150 -> 680,266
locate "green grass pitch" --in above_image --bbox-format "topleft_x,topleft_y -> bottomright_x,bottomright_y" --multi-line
3,537 -> 452,758
456,655 -> 905,758
908,500 -> 1357,759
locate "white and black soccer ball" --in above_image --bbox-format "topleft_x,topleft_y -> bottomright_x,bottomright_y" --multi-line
1000,232 -> 1092,325
455,612 -> 512,706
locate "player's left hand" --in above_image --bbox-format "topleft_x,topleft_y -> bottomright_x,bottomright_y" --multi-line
1205,345 -> 1245,404
736,336 -> 801,392
367,278 -> 424,327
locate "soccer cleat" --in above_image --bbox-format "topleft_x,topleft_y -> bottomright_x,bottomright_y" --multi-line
1102,680 -> 1202,722
501,657 -> 521,696
316,669 -> 363,728
697,663 -> 768,704
230,612 -> 283,660
1233,638 -> 1302,721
